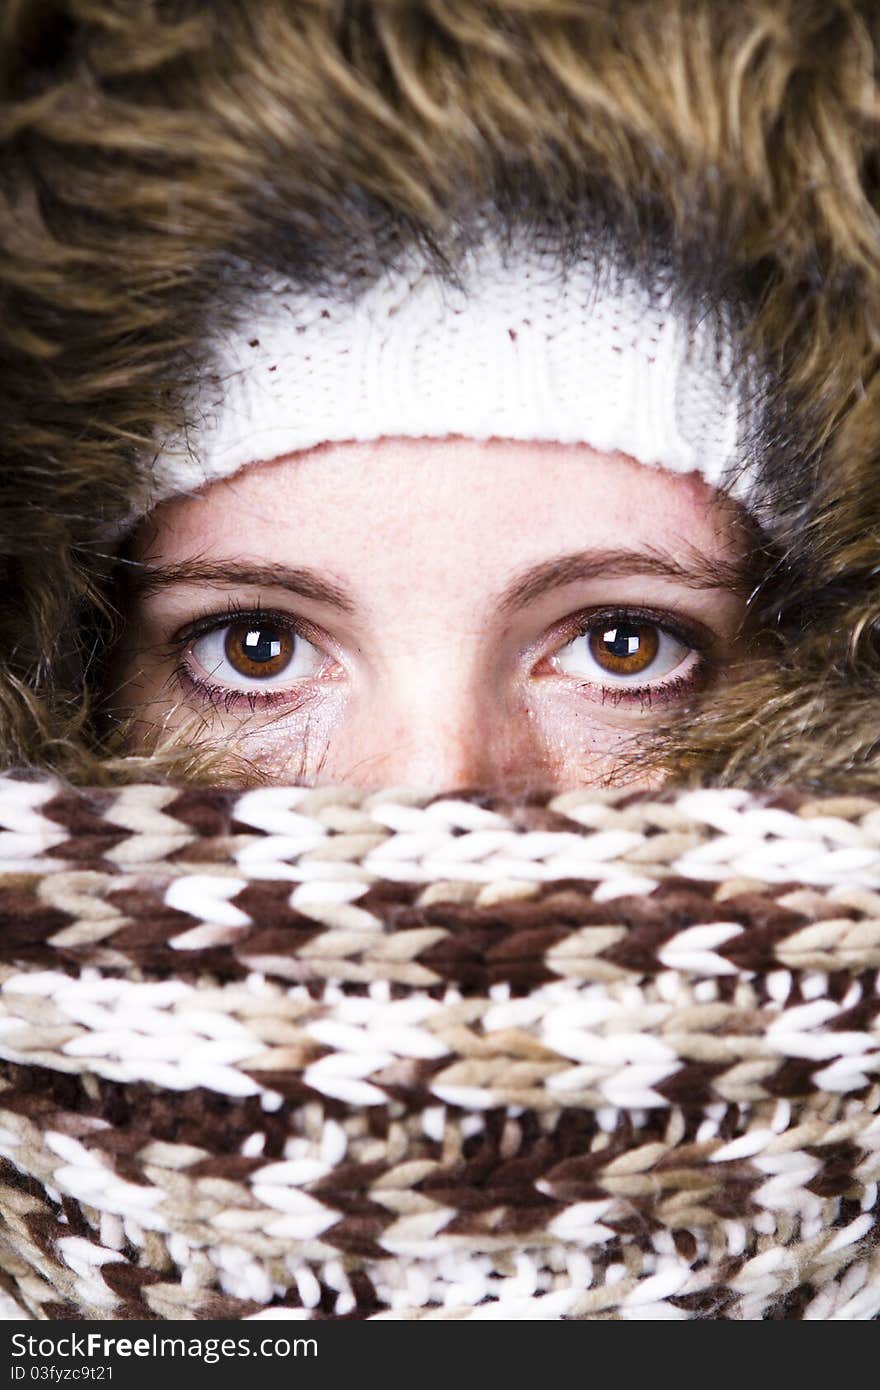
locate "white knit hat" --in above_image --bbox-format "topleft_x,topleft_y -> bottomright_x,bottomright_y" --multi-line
129,222 -> 757,529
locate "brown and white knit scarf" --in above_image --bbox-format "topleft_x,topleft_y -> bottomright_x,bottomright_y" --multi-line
0,775 -> 877,1320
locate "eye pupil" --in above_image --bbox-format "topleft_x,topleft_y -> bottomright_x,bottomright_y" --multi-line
243,628 -> 282,661
589,620 -> 659,675
225,622 -> 294,675
603,626 -> 640,658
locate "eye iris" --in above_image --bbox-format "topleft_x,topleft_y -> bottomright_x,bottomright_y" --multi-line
224,622 -> 294,677
588,621 -> 659,675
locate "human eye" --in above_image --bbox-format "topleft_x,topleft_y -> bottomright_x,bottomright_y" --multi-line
168,600 -> 335,712
550,607 -> 711,705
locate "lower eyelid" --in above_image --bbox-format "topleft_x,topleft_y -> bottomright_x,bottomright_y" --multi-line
590,666 -> 705,705
545,647 -> 709,706
173,660 -> 318,713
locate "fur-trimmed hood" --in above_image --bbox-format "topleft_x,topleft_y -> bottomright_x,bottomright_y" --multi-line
2,0 -> 880,790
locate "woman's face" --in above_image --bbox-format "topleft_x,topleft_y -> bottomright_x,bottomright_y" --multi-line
106,436 -> 752,791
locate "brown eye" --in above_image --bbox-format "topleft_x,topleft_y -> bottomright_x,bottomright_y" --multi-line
223,621 -> 296,678
184,614 -> 327,701
588,620 -> 659,676
554,614 -> 693,687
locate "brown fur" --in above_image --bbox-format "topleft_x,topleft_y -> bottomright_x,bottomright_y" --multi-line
2,0 -> 880,790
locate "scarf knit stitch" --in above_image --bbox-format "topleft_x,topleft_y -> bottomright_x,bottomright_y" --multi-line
0,775 -> 877,1321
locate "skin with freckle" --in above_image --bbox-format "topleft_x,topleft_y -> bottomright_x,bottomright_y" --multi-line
104,435 -> 752,792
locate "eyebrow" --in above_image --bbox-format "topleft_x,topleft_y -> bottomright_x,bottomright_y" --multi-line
124,545 -> 750,617
125,559 -> 357,614
496,546 -> 751,614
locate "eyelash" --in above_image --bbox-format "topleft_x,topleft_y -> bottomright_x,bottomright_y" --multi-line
166,598 -> 714,712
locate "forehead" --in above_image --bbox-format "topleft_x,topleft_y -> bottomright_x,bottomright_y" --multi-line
130,436 -> 744,588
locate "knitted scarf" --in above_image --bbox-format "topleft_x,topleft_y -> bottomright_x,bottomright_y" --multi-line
0,775 -> 877,1321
